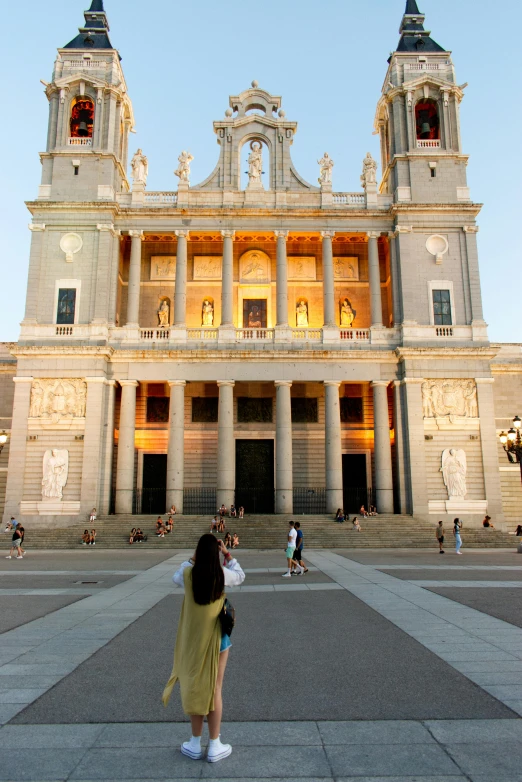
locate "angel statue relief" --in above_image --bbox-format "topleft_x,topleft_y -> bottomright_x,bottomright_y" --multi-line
41,449 -> 69,501
174,151 -> 194,183
440,448 -> 467,500
318,152 -> 334,186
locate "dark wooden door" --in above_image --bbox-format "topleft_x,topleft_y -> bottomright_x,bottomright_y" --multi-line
342,453 -> 369,512
235,439 -> 274,513
142,454 -> 167,514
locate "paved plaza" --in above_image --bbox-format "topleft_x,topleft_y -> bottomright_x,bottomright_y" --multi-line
1,547 -> 522,781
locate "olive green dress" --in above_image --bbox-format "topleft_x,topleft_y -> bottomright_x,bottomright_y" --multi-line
162,566 -> 224,716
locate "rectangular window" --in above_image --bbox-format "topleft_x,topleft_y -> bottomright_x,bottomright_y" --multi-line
146,397 -> 170,423
291,398 -> 318,423
340,397 -> 364,423
237,398 -> 273,423
192,397 -> 218,423
432,289 -> 452,325
56,288 -> 76,324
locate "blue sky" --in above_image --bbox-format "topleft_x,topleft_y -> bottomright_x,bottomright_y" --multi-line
1,0 -> 521,343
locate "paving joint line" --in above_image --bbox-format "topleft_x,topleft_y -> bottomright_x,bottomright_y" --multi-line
421,720 -> 473,782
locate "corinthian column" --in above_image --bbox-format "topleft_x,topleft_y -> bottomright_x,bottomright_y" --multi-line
166,381 -> 186,513
324,381 -> 343,513
126,231 -> 143,327
217,381 -> 235,509
371,381 -> 394,513
275,231 -> 289,330
321,231 -> 336,328
275,381 -> 293,513
367,232 -> 383,328
220,230 -> 235,327
115,380 -> 138,513
174,230 -> 189,327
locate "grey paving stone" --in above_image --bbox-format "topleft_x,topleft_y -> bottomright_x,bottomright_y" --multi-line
453,661 -> 522,673
466,672 -> 522,686
483,685 -> 522,699
97,722 -> 197,747
0,748 -> 85,780
70,747 -> 212,778
425,719 -> 522,743
0,688 -> 46,703
0,663 -> 75,676
0,676 -> 62,689
336,778 -> 468,782
445,741 -> 522,777
0,703 -> 27,724
200,746 -> 331,778
325,743 -> 461,777
0,723 -> 105,748
318,720 -> 435,745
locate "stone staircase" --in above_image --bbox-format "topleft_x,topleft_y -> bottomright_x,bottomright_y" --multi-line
21,514 -> 516,550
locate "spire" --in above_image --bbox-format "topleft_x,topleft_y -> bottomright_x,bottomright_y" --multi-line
395,0 -> 445,54
63,1 -> 114,50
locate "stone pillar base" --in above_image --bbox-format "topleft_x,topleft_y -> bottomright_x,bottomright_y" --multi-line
428,499 -> 488,515
274,326 -> 292,343
218,326 -> 236,344
169,326 -> 187,344
322,326 -> 340,345
20,501 -> 81,516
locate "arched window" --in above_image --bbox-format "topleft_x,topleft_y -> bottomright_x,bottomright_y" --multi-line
70,97 -> 95,138
415,99 -> 440,141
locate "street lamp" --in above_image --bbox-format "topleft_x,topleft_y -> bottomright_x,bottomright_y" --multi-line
0,432 -> 8,454
499,416 -> 522,484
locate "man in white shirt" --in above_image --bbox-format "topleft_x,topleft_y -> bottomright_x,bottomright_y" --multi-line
282,521 -> 303,577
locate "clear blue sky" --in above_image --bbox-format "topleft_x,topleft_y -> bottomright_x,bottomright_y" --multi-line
1,0 -> 521,343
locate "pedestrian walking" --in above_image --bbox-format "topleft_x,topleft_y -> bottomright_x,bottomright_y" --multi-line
436,521 -> 445,553
162,534 -> 245,763
291,522 -> 308,574
6,527 -> 23,559
282,520 -> 302,577
454,518 -> 463,554
18,525 -> 26,555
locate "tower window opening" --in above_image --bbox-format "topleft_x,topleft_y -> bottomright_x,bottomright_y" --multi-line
74,166 -> 79,176
70,97 -> 94,138
431,167 -> 436,178
415,99 -> 440,141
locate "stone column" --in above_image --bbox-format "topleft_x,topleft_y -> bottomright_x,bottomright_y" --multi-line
275,381 -> 293,513
2,377 -> 33,524
108,230 -> 122,326
324,381 -> 343,513
367,232 -> 383,328
275,231 -> 290,332
23,225 -> 46,325
80,378 -> 107,513
220,230 -> 235,327
371,381 -> 394,513
217,381 -> 235,509
388,231 -> 403,325
93,225 -> 117,324
476,378 -> 505,523
99,380 -> 116,514
174,230 -> 189,327
402,378 -> 428,516
392,380 -> 408,514
166,381 -> 186,514
126,231 -> 143,327
321,231 -> 336,328
463,226 -> 486,326
115,380 -> 138,514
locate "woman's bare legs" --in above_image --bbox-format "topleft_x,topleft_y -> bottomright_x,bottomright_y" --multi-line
207,650 -> 229,740
189,715 -> 204,737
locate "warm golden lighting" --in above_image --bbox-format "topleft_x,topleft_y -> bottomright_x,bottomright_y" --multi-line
507,428 -> 517,442
513,416 -> 522,430
499,431 -> 508,445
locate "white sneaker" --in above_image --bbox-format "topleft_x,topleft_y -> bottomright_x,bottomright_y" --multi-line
207,739 -> 232,763
294,569 -> 303,576
16,556 -> 23,559
5,556 -> 11,559
180,741 -> 203,760
281,572 -> 292,578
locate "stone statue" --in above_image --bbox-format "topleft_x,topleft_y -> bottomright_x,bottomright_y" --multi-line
360,152 -> 378,189
29,382 -> 44,418
247,141 -> 263,186
440,448 -> 467,499
248,304 -> 262,328
202,299 -> 214,327
41,449 -> 69,501
157,300 -> 170,327
318,153 -> 334,186
296,300 -> 308,327
131,149 -> 148,185
421,379 -> 478,419
340,298 -> 356,327
174,150 -> 194,183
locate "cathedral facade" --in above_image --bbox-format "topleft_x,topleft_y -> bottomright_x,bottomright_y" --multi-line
1,0 -> 521,528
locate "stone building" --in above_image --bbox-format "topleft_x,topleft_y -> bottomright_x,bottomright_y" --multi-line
2,0 -> 521,528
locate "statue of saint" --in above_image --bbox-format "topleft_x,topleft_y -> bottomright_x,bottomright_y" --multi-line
317,152 -> 334,186
360,152 -> 378,188
441,448 -> 467,499
30,382 -> 44,418
130,149 -> 148,185
42,449 -> 68,501
248,305 -> 262,328
296,300 -> 308,327
157,300 -> 170,327
340,298 -> 356,327
247,142 -> 263,185
202,299 -> 214,326
51,383 -> 67,419
174,150 -> 194,183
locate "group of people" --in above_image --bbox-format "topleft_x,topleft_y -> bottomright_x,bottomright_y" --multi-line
282,520 -> 308,577
334,509 -> 362,530
218,504 -> 244,519
435,518 -> 463,554
360,505 -> 378,517
129,527 -> 146,544
4,517 -> 26,559
156,516 -> 175,538
81,529 -> 97,546
210,517 -> 239,548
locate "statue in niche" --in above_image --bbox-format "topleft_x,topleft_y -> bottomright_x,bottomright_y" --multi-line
202,299 -> 214,326
360,152 -> 378,189
421,379 -> 478,419
317,152 -> 334,186
440,448 -> 467,500
41,449 -> 69,501
296,299 -> 309,327
157,300 -> 170,327
247,141 -> 263,185
174,150 -> 194,183
340,298 -> 356,327
130,149 -> 148,185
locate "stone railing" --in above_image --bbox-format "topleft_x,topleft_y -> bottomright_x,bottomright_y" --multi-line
187,328 -> 218,340
144,192 -> 178,205
405,63 -> 442,71
417,140 -> 441,149
55,326 -> 74,336
435,326 -> 454,337
140,328 -> 170,340
291,329 -> 322,340
235,328 -> 274,341
332,193 -> 366,206
67,138 -> 92,147
340,329 -> 370,341
63,59 -> 107,68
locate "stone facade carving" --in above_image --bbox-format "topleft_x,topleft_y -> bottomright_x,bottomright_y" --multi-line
440,448 -> 467,499
296,299 -> 308,327
334,257 -> 359,280
42,449 -> 69,500
239,250 -> 271,283
150,256 -> 176,280
288,256 -> 316,280
247,142 -> 263,188
130,149 -> 148,185
157,300 -> 170,327
193,256 -> 222,280
174,150 -> 194,183
422,379 -> 478,419
59,233 -> 83,263
340,298 -> 356,327
202,299 -> 214,326
360,152 -> 378,189
318,153 -> 334,186
30,379 -> 87,421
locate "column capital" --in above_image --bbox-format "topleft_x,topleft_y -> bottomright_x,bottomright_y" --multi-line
217,380 -> 235,388
323,380 -> 341,388
12,376 -> 34,384
463,225 -> 479,234
175,229 -> 190,239
28,223 -> 45,232
274,380 -> 292,388
274,230 -> 289,239
128,230 -> 143,239
371,380 -> 390,388
221,230 -> 236,240
97,223 -> 115,233
474,377 -> 495,385
320,231 -> 335,239
366,231 -> 381,240
168,380 -> 187,387
119,380 -> 139,387
395,225 -> 413,234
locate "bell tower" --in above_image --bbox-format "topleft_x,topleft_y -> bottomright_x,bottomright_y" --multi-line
375,0 -> 470,205
39,0 -> 134,202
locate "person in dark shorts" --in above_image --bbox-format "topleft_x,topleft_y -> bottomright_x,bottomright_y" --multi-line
436,521 -> 445,554
291,522 -> 308,574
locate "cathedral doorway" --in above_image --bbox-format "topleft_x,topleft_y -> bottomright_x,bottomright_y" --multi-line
342,453 -> 370,512
141,454 -> 167,514
235,439 -> 274,514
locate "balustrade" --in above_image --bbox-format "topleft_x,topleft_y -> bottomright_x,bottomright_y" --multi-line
291,329 -> 322,340
435,326 -> 454,337
67,138 -> 92,146
187,328 -> 218,340
417,140 -> 441,149
235,328 -> 274,341
340,329 -> 370,341
144,192 -> 178,204
332,193 -> 366,205
140,328 -> 170,340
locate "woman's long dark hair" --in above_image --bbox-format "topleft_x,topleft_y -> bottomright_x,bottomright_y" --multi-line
192,534 -> 225,605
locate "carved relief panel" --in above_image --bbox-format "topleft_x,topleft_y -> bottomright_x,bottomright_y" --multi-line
333,257 -> 359,280
421,379 -> 478,419
288,256 -> 316,281
193,256 -> 222,280
150,256 -> 176,280
30,379 -> 87,422
239,250 -> 271,283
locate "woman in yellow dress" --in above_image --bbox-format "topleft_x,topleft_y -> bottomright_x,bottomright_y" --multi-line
162,534 -> 245,762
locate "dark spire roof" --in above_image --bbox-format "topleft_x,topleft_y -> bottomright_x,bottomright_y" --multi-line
63,1 -> 114,50
394,0 -> 446,55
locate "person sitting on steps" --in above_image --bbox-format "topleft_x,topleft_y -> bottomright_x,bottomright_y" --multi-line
129,527 -> 137,545
232,533 -> 239,549
224,532 -> 232,548
360,505 -> 369,518
210,516 -> 219,534
238,506 -> 244,518
218,517 -> 226,534
156,523 -> 166,538
82,529 -> 90,545
165,517 -> 173,534
352,517 -> 362,532
335,509 -> 345,523
135,528 -> 145,543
